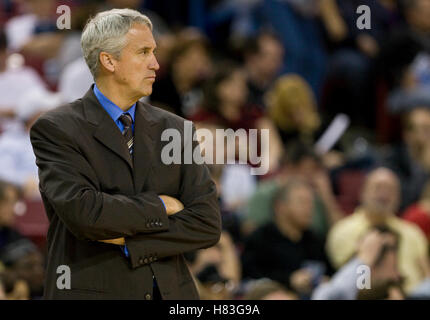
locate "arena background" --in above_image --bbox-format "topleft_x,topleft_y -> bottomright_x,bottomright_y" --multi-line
1,0 -> 430,300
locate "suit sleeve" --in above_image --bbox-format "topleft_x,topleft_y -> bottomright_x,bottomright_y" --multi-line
30,116 -> 170,241
125,124 -> 222,268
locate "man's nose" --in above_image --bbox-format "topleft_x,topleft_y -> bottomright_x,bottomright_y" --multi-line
150,54 -> 160,71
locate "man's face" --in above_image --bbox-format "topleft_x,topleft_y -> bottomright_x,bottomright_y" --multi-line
278,185 -> 314,229
361,169 -> 400,216
217,70 -> 248,107
250,36 -> 284,81
404,108 -> 430,158
112,23 -> 159,98
175,43 -> 212,84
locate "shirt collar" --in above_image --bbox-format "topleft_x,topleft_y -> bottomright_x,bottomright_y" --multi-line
93,84 -> 136,123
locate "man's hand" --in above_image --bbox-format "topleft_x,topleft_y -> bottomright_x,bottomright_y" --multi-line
159,195 -> 184,215
356,230 -> 386,267
290,269 -> 313,294
98,238 -> 125,245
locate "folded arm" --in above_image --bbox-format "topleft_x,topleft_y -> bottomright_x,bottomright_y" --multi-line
124,124 -> 222,268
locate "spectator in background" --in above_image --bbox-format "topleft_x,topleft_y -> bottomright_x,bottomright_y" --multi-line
321,0 -> 402,130
4,0 -> 85,85
241,31 -> 284,110
241,178 -> 332,298
192,62 -> 282,212
4,0 -> 60,53
326,167 -> 430,294
266,74 -> 321,146
313,227 -> 404,300
186,231 -> 241,300
192,61 -> 283,175
252,0 -> 327,97
0,179 -> 43,298
150,29 -> 213,118
398,0 -> 430,52
243,142 -> 343,239
383,107 -> 430,211
192,61 -> 261,129
0,181 -> 34,265
0,87 -> 61,198
0,29 -> 47,128
378,0 -> 430,108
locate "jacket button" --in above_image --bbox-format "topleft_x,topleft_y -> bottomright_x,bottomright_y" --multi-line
145,293 -> 152,300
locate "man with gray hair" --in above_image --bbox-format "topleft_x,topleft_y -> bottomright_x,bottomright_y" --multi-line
30,8 -> 221,299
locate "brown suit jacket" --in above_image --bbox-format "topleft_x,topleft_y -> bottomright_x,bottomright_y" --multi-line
30,86 -> 221,299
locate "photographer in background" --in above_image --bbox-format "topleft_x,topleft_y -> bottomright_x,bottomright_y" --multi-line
313,226 -> 404,300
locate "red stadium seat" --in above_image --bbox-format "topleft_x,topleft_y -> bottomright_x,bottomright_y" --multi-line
14,199 -> 48,250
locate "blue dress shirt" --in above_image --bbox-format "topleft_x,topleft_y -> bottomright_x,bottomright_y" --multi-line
93,84 -> 136,133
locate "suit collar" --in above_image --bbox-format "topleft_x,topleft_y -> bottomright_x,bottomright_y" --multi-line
93,84 -> 137,125
83,85 -> 157,127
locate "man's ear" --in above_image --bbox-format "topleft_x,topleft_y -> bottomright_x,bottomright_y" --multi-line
99,51 -> 116,73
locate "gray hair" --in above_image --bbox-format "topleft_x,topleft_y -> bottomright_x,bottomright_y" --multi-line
81,8 -> 153,79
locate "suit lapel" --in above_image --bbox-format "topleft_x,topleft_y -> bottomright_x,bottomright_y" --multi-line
133,101 -> 159,193
83,86 -> 134,171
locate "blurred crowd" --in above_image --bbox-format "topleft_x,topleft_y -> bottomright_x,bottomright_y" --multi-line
1,0 -> 430,300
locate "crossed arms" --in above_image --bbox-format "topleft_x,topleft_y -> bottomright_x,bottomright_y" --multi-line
99,195 -> 184,245
30,116 -> 222,268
